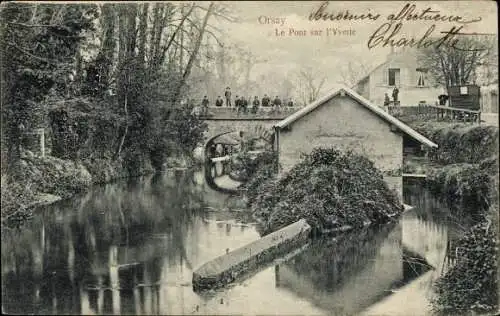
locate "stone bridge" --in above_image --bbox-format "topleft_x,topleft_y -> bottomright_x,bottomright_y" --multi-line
200,107 -> 298,147
200,106 -> 299,190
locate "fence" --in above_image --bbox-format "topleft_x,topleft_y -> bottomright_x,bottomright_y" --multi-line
388,104 -> 481,123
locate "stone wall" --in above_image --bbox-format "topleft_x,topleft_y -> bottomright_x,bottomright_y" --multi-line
192,219 -> 311,291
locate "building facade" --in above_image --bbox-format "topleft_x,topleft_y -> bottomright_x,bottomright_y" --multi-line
273,86 -> 438,200
354,48 -> 444,107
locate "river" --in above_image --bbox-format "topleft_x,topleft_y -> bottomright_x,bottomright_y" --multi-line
1,170 -> 476,315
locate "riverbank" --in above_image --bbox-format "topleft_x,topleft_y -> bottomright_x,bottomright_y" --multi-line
1,150 -> 199,227
401,121 -> 499,314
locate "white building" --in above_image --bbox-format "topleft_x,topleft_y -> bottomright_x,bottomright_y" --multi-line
354,48 -> 444,107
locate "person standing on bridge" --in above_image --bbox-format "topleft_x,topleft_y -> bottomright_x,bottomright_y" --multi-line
273,96 -> 282,110
262,94 -> 270,107
215,96 -> 223,107
242,96 -> 249,114
287,98 -> 294,107
252,96 -> 260,113
235,95 -> 240,112
238,96 -> 244,113
202,96 -> 209,115
224,87 -> 232,107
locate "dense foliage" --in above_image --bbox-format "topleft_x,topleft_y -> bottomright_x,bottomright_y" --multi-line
1,176 -> 37,226
1,3 -> 214,224
432,220 -> 498,314
1,3 -> 98,168
426,163 -> 493,212
411,122 -> 499,165
416,122 -> 500,315
248,148 -> 403,235
238,151 -> 279,203
1,3 -> 215,177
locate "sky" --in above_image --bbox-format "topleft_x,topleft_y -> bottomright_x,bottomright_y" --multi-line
210,1 -> 498,88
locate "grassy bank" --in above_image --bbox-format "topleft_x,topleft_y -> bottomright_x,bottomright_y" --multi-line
242,148 -> 403,236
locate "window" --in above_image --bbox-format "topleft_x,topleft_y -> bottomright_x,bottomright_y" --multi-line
460,86 -> 468,95
388,68 -> 400,86
416,68 -> 427,87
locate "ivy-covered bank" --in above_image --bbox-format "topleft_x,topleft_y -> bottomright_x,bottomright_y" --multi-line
403,121 -> 499,314
241,148 -> 403,236
1,153 -> 152,227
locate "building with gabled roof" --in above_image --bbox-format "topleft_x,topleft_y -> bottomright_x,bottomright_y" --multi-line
273,85 -> 438,199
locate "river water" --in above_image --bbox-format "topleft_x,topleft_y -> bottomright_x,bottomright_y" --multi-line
1,170 -> 476,315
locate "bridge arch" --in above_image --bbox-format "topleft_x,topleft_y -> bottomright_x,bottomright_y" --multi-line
200,108 -> 296,192
204,130 -> 236,160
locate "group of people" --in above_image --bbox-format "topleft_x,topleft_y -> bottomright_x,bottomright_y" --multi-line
198,87 -> 294,114
383,86 -> 400,107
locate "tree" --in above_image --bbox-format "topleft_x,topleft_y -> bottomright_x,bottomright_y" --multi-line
293,66 -> 327,105
1,2 -> 229,172
338,61 -> 371,88
0,3 -> 98,168
171,2 -> 214,108
419,36 -> 495,88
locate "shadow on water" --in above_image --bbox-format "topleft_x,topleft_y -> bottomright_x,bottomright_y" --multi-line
1,173 -> 476,315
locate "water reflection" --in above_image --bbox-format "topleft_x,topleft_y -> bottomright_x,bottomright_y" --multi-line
1,174 -> 474,315
276,223 -> 406,315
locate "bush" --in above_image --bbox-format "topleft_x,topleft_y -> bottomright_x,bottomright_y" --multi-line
411,122 -> 499,165
249,148 -> 403,235
1,176 -> 37,221
18,155 -> 92,198
432,220 -> 498,314
238,151 -> 279,197
426,163 -> 492,211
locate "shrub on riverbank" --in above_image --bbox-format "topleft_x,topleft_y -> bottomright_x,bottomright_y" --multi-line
1,154 -> 93,224
426,163 -> 492,211
248,148 -> 403,235
19,154 -> 92,198
82,154 -> 154,184
1,176 -> 37,222
430,156 -> 499,314
239,151 -> 279,204
410,122 -> 499,165
432,219 -> 498,314
1,152 -> 156,225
